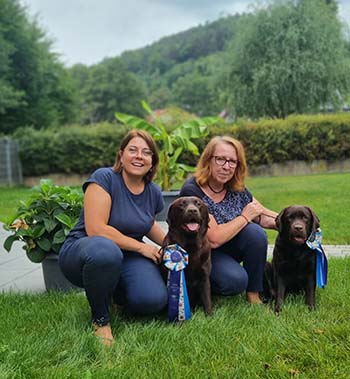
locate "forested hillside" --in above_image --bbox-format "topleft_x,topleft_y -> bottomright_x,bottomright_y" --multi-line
1,0 -> 349,135
115,0 -> 349,119
68,14 -> 243,119
120,15 -> 238,75
119,14 -> 242,115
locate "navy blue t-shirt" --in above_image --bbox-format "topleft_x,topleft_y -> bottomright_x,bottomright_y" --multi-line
180,176 -> 253,224
68,167 -> 164,241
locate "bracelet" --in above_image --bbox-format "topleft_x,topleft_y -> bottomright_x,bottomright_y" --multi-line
240,214 -> 250,224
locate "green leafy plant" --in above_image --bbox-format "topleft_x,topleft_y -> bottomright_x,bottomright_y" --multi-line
3,179 -> 83,263
116,101 -> 220,191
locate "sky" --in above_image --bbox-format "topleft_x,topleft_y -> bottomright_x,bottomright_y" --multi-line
21,0 -> 350,67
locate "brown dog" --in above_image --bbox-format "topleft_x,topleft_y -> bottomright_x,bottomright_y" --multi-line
263,205 -> 321,313
163,196 -> 212,315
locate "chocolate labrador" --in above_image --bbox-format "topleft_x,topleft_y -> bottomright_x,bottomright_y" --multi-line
163,196 -> 212,315
263,205 -> 321,313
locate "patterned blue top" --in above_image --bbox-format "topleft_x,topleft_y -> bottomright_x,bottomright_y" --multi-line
67,167 -> 164,240
179,176 -> 253,224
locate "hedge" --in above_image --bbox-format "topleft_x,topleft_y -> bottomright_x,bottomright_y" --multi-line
13,123 -> 128,176
12,113 -> 350,177
230,114 -> 350,166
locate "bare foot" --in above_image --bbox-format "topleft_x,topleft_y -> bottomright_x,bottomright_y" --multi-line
93,323 -> 114,347
246,292 -> 263,304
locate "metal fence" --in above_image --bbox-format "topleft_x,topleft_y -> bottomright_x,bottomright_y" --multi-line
0,138 -> 23,186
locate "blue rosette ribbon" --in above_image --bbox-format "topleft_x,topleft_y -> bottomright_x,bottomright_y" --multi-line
306,228 -> 328,288
163,244 -> 191,322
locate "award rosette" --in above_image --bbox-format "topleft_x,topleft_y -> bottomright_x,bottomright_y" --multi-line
306,228 -> 328,288
163,244 -> 191,322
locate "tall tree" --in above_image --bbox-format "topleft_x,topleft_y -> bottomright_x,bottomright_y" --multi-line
224,0 -> 350,119
0,0 -> 78,134
170,54 -> 225,116
72,57 -> 146,124
324,0 -> 338,13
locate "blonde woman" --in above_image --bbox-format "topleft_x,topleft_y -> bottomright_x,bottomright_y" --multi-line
180,136 -> 277,304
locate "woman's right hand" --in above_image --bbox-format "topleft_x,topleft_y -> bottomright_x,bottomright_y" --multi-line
140,244 -> 163,264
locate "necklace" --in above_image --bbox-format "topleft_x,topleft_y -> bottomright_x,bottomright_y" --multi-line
207,182 -> 226,194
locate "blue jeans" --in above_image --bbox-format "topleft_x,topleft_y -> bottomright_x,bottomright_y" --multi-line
59,236 -> 167,326
211,223 -> 268,295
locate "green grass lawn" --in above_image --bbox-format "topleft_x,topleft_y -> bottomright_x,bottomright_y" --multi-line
0,186 -> 32,224
246,172 -> 350,244
0,257 -> 349,378
1,174 -> 349,378
1,172 -> 349,244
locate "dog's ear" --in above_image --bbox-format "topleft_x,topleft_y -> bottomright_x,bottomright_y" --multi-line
306,207 -> 320,232
275,208 -> 285,233
197,202 -> 210,233
203,207 -> 210,230
166,202 -> 175,226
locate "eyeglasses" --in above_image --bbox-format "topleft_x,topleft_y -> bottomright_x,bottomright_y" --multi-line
126,146 -> 153,158
212,156 -> 239,168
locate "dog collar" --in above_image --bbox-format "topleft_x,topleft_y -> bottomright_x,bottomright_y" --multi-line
306,228 -> 328,288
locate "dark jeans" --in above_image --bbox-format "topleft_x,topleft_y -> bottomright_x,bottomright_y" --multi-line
59,236 -> 167,326
211,223 -> 268,295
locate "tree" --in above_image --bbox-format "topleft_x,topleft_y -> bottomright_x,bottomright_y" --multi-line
224,0 -> 350,119
170,54 -> 225,116
68,63 -> 93,124
324,0 -> 338,13
0,30 -> 25,115
0,0 -> 78,134
70,57 -> 146,124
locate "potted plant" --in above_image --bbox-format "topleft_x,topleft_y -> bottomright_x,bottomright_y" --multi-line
116,101 -> 219,220
3,179 -> 83,291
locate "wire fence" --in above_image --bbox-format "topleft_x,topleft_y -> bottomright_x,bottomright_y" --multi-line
0,138 -> 23,186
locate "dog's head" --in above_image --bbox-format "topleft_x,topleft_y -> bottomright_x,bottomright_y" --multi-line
275,205 -> 320,245
166,196 -> 209,236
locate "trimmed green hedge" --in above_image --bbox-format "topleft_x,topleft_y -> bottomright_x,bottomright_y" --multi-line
208,113 -> 350,166
13,113 -> 350,176
13,123 -> 129,176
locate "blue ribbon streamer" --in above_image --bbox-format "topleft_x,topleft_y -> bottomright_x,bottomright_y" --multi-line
163,244 -> 191,322
306,229 -> 328,288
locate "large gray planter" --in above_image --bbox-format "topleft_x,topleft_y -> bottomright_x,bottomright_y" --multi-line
41,253 -> 81,292
156,191 -> 180,221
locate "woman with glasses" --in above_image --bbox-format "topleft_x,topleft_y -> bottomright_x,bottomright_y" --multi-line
180,136 -> 277,305
59,130 -> 167,346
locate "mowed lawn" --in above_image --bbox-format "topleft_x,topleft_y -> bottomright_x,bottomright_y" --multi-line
0,257 -> 349,378
1,172 -> 349,244
0,173 -> 349,378
247,172 -> 350,244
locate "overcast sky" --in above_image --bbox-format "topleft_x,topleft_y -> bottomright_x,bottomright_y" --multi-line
21,0 -> 350,67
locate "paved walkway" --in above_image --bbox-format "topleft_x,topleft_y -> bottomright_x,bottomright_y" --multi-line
1,222 -> 349,293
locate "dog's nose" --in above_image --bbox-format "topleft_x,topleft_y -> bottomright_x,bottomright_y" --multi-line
186,204 -> 199,214
293,224 -> 303,232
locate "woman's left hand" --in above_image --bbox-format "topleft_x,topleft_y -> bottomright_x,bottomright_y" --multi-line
140,244 -> 163,264
241,200 -> 264,221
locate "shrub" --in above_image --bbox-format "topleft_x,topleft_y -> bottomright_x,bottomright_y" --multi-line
3,180 -> 83,263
